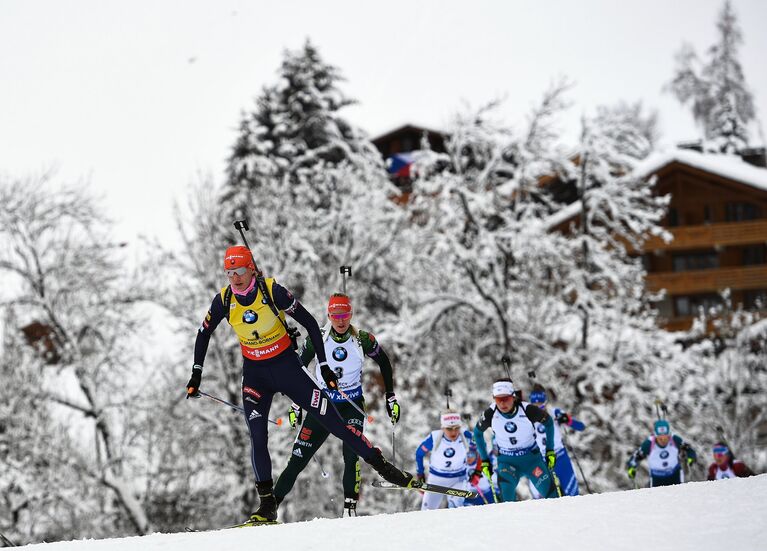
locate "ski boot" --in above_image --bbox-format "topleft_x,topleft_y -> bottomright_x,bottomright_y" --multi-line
343,497 -> 357,517
245,479 -> 279,525
366,448 -> 415,488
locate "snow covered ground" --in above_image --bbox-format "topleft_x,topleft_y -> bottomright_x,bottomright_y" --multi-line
19,475 -> 767,550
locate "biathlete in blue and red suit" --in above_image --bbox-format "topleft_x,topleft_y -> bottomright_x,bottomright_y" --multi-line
186,246 -> 413,524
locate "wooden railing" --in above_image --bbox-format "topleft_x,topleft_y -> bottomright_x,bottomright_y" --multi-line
643,219 -> 767,251
647,265 -> 767,294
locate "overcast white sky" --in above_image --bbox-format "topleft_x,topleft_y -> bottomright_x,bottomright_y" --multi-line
1,0 -> 766,245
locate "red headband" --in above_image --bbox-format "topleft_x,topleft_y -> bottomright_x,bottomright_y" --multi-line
328,295 -> 352,315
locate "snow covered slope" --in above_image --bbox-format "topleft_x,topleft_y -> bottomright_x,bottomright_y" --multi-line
21,475 -> 767,550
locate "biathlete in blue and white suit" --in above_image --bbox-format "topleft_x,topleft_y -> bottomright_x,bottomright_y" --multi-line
627,419 -> 697,487
415,410 -> 474,509
473,378 -> 559,502
528,384 -> 585,497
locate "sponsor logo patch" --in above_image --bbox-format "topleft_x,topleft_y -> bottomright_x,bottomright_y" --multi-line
320,398 -> 328,416
243,386 -> 262,399
660,450 -> 670,459
504,421 -> 518,433
444,447 -> 456,458
311,389 -> 321,408
245,396 -> 259,406
299,427 -> 313,441
533,466 -> 543,478
293,448 -> 303,457
249,410 -> 262,421
332,347 -> 348,361
242,310 -> 258,324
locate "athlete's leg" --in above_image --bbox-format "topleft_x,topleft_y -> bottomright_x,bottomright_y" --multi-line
526,453 -> 557,498
422,473 -> 448,510
274,412 -> 330,501
270,356 -> 376,460
496,460 -> 522,502
241,376 -> 275,482
554,451 -> 579,496
339,400 -> 365,500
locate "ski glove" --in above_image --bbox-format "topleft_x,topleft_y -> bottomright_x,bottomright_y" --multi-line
687,456 -> 695,467
416,473 -> 425,484
482,463 -> 493,480
288,403 -> 303,429
627,465 -> 637,479
546,450 -> 557,470
318,362 -> 339,391
186,364 -> 203,399
556,412 -> 571,425
385,392 -> 400,424
469,469 -> 482,486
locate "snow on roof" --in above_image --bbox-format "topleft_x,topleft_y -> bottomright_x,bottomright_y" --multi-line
633,148 -> 767,193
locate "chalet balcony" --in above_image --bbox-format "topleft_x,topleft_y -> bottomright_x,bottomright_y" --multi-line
646,264 -> 767,295
643,219 -> 767,252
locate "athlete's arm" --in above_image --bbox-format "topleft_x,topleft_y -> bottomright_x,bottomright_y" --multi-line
525,404 -> 555,452
359,330 -> 394,393
271,282 -> 328,365
415,434 -> 434,475
473,407 -> 495,461
193,294 -> 226,366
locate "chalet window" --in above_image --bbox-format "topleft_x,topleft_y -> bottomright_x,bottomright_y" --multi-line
667,207 -> 679,227
725,202 -> 761,222
703,205 -> 712,224
672,251 -> 719,272
674,294 -> 721,317
743,290 -> 767,310
742,244 -> 766,265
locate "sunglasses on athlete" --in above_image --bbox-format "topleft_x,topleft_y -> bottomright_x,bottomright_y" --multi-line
493,395 -> 514,404
225,267 -> 249,277
329,312 -> 352,320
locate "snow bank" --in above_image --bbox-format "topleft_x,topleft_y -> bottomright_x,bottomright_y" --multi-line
19,475 -> 767,551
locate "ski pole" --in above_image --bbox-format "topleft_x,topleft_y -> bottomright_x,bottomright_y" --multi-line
481,468 -> 499,503
391,422 -> 397,466
470,481 -> 489,504
550,469 -> 563,497
197,390 -> 282,426
561,427 -> 592,494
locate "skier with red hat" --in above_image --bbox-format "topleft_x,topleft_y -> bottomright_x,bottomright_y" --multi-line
273,292 -> 400,517
186,247 -> 413,525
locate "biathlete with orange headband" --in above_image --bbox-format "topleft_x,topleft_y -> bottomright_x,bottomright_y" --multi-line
274,293 -> 399,517
186,247 -> 413,525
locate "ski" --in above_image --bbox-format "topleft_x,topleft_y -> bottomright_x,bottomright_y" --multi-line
371,479 -> 479,499
184,520 -> 279,532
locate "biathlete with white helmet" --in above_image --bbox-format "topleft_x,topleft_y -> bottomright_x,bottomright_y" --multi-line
186,247 -> 413,525
274,293 -> 400,517
472,378 -> 559,502
626,419 -> 697,487
415,410 -> 475,509
528,384 -> 585,497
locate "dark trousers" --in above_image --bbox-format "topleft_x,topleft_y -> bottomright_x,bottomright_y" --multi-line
650,468 -> 682,487
240,352 -> 375,482
274,398 -> 365,500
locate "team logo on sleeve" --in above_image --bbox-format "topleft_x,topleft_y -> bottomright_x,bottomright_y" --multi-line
504,421 -> 518,433
311,389 -> 321,408
443,447 -> 456,458
332,347 -> 348,361
242,310 -> 258,324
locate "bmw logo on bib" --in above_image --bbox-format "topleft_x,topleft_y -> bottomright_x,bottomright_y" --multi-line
332,347 -> 348,361
537,424 -> 546,433
504,421 -> 517,433
660,450 -> 669,459
444,447 -> 456,458
242,310 -> 258,324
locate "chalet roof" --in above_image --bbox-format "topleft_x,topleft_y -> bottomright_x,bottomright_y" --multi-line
634,148 -> 767,193
370,123 -> 447,145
